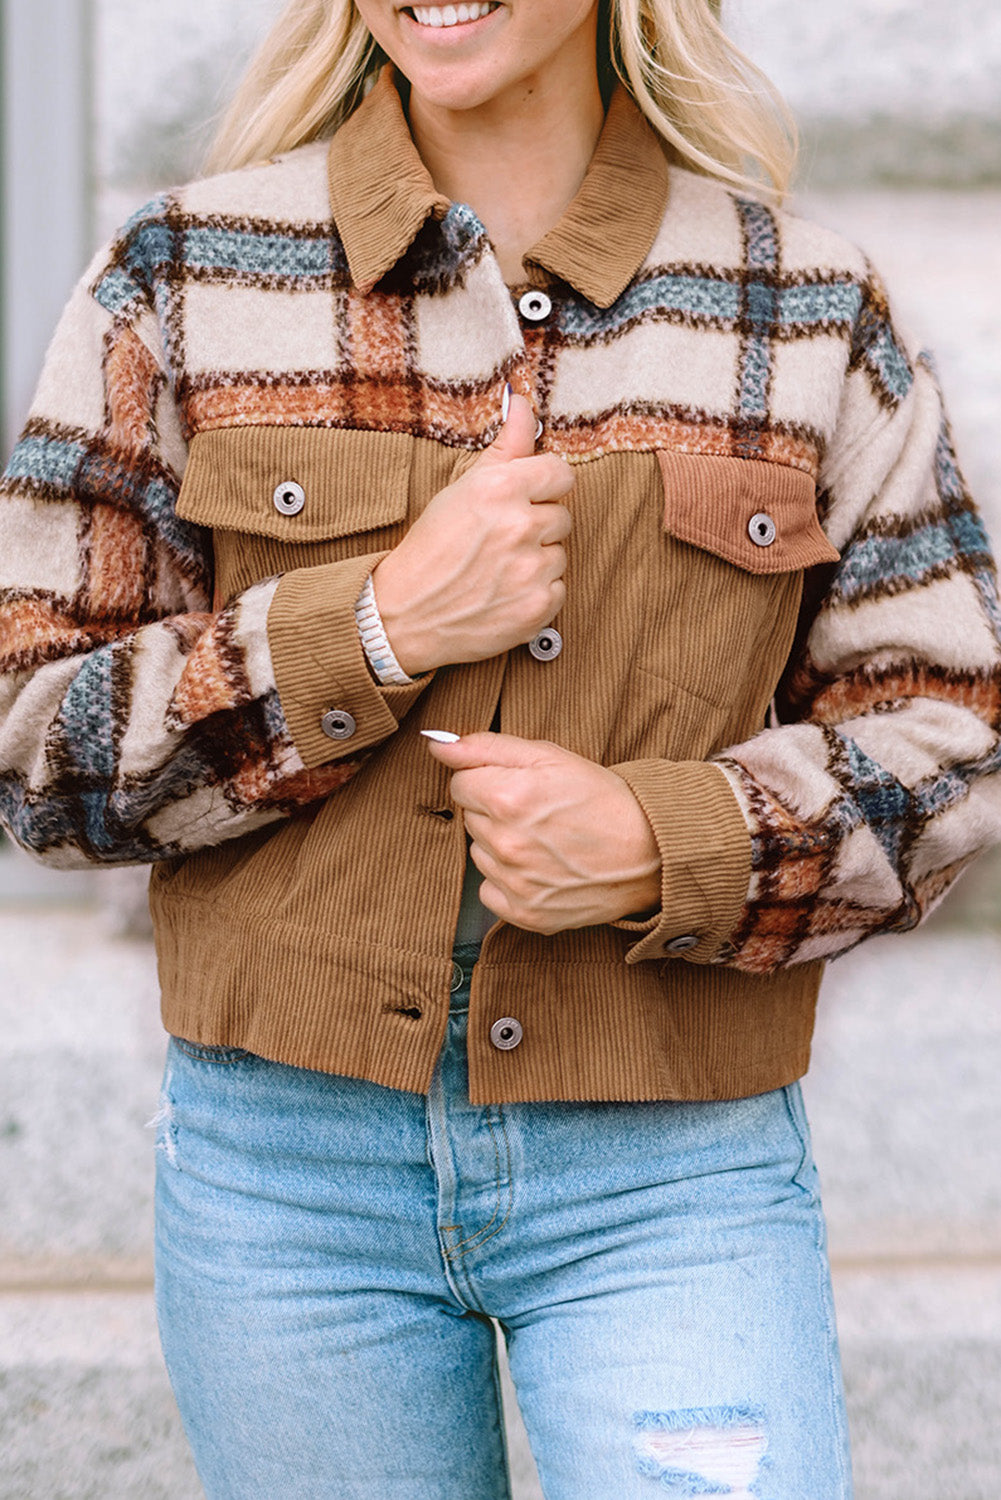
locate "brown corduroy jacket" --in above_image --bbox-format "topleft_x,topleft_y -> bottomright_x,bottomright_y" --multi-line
9,76 -> 996,1103
148,84 -> 842,1105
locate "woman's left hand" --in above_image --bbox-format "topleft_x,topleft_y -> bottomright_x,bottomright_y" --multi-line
425,732 -> 661,934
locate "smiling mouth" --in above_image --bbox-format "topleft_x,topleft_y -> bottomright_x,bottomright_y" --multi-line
404,3 -> 500,28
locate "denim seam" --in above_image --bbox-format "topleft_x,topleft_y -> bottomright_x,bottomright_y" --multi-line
811,1224 -> 854,1498
781,1086 -> 854,1497
446,1107 -> 514,1259
426,1053 -> 492,1313
172,1037 -> 254,1065
780,1083 -> 815,1199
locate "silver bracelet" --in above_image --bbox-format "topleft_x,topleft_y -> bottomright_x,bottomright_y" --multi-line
354,575 -> 414,686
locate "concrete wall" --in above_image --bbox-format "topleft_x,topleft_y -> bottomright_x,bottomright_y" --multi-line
0,1 -> 91,455
725,0 -> 1001,185
730,0 -> 1001,119
92,0 -> 1001,208
94,0 -> 279,208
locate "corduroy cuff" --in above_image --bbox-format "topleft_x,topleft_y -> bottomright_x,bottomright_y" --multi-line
268,554 -> 432,768
608,759 -> 751,965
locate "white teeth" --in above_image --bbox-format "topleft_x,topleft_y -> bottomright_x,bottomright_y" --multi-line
410,2 -> 496,27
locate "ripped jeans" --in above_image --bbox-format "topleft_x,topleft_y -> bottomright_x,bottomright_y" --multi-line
154,946 -> 853,1499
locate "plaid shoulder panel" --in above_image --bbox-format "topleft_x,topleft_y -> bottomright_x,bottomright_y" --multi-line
711,352 -> 1001,973
0,228 -> 361,869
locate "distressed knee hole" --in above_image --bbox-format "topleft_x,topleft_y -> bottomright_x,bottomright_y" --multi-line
633,1405 -> 768,1496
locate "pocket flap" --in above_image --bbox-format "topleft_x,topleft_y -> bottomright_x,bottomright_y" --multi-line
176,426 -> 413,541
657,451 -> 840,575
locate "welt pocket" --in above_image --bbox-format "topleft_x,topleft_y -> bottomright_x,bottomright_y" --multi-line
657,451 -> 839,575
175,426 -> 413,542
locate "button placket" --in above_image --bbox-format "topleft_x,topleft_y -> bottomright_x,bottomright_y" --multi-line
528,627 -> 563,662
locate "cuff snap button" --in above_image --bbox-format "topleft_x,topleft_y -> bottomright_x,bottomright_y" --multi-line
665,934 -> 699,953
321,709 -> 357,741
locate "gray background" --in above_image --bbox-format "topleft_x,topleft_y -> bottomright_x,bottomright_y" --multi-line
1,2 -> 1000,1496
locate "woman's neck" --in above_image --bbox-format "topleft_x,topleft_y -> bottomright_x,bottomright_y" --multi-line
408,71 -> 605,285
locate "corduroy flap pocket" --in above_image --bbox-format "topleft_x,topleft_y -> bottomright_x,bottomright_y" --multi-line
176,426 -> 413,542
635,450 -> 841,752
657,451 -> 839,574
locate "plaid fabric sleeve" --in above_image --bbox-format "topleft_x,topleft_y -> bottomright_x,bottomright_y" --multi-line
0,225 -> 366,868
709,268 -> 1001,972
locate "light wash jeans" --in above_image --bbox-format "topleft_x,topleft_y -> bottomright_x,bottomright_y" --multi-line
154,945 -> 853,1499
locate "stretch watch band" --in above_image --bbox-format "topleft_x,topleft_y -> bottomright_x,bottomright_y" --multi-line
354,574 -> 414,686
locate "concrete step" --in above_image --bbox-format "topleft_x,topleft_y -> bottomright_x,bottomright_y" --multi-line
0,905 -> 162,1278
804,931 -> 1001,1260
0,1291 -> 201,1500
835,1265 -> 1001,1500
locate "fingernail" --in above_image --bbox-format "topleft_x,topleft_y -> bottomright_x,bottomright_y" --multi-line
420,729 -> 461,744
501,383 -> 512,423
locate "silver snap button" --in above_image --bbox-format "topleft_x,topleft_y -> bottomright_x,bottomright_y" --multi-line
518,290 -> 552,322
490,1016 -> 523,1051
320,708 -> 357,741
748,512 -> 777,547
273,480 -> 305,517
665,934 -> 699,954
450,961 -> 463,993
529,627 -> 562,662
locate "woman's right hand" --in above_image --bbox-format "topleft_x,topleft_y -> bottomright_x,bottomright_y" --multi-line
370,394 -> 573,675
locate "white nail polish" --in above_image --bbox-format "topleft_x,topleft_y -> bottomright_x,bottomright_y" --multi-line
501,383 -> 511,423
420,729 -> 461,744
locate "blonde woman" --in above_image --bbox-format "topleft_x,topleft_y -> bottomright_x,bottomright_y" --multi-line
2,2 -> 999,1496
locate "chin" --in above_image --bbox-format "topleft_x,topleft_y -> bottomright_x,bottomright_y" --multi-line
400,61 -> 512,113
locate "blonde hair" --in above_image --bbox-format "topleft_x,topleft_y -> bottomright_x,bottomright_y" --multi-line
207,0 -> 796,200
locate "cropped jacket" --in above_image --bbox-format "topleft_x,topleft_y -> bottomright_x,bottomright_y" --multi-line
2,71 -> 999,1102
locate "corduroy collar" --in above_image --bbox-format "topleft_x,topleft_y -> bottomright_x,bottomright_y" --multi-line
327,66 -> 670,309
